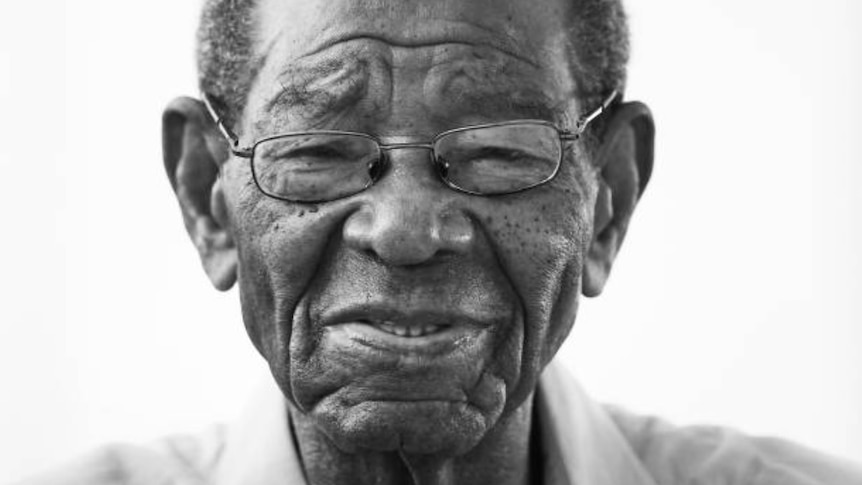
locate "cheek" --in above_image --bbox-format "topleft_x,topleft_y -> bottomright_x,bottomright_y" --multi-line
489,191 -> 590,318
485,174 -> 594,301
484,154 -> 596,262
479,163 -> 595,400
541,164 -> 597,345
227,176 -> 340,378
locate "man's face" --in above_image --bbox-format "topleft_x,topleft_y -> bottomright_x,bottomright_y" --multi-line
221,0 -> 597,455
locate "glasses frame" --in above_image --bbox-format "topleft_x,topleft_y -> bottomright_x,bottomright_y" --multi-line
201,90 -> 619,203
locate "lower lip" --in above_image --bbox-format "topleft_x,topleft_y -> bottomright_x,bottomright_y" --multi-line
325,322 -> 479,355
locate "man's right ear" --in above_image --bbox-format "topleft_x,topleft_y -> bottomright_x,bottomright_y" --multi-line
162,96 -> 237,291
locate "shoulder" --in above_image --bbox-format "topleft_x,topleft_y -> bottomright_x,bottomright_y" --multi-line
9,425 -> 226,485
605,404 -> 862,485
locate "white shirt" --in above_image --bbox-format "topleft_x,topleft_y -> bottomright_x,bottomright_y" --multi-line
13,362 -> 862,484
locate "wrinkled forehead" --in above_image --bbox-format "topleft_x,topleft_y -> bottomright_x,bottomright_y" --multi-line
255,0 -> 573,62
244,0 -> 579,131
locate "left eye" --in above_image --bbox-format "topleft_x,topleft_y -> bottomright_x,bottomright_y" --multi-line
457,146 -> 537,164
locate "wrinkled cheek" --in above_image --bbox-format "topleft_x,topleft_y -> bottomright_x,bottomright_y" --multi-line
235,229 -> 305,401
484,186 -> 593,406
236,243 -> 279,360
506,233 -> 583,404
540,259 -> 582,365
532,167 -> 596,354
230,197 -> 341,403
532,201 -> 592,365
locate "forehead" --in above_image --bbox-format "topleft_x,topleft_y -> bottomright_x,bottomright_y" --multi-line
245,0 -> 579,132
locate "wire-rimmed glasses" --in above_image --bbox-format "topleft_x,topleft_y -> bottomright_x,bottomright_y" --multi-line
202,90 -> 618,203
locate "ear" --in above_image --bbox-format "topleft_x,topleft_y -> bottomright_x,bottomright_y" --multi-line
162,96 -> 238,291
582,101 -> 654,297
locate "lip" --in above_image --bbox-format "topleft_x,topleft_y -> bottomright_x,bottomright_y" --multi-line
319,304 -> 491,354
320,303 -> 491,329
327,322 -> 477,354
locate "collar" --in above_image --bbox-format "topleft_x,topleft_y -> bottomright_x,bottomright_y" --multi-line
536,362 -> 657,485
212,377 -> 306,485
213,361 -> 656,485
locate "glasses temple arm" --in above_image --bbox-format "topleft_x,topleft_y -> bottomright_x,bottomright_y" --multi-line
572,89 -> 620,136
200,92 -> 253,158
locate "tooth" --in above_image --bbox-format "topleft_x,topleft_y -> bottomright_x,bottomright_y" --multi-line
394,326 -> 408,337
408,326 -> 422,337
422,324 -> 438,335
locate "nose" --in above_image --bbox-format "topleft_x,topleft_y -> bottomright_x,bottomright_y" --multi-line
342,148 -> 475,266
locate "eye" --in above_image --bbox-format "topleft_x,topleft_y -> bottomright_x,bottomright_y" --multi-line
268,142 -> 354,163
466,146 -> 528,162
451,146 -> 547,168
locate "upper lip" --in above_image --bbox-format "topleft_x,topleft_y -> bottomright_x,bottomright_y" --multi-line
319,303 -> 488,329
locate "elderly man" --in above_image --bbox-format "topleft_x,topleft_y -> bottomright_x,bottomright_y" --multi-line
15,0 -> 862,484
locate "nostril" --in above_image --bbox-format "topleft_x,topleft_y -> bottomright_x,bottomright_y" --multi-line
360,248 -> 384,264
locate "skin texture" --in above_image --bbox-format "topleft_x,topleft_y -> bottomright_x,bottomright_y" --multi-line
162,0 -> 654,483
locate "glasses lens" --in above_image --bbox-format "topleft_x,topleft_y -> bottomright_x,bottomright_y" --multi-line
252,134 -> 380,202
435,123 -> 562,194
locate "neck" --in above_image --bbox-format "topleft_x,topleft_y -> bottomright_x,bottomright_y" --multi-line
289,396 -> 536,485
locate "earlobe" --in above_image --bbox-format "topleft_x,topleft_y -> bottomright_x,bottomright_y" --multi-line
582,101 -> 654,297
162,96 -> 238,291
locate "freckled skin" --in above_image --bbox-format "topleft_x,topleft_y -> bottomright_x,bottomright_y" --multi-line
217,0 -> 600,483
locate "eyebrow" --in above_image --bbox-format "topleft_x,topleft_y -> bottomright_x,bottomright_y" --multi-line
430,62 -> 570,126
440,87 -> 566,124
259,56 -> 370,131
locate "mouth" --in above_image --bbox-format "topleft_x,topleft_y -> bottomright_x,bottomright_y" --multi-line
319,305 -> 490,354
362,319 -> 449,338
307,303 -> 503,408
329,320 -> 471,355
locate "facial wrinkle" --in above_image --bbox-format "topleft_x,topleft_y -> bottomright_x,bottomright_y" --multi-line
261,54 -> 372,131
254,34 -> 566,138
297,5 -> 538,68
306,29 -> 538,70
424,53 -> 568,125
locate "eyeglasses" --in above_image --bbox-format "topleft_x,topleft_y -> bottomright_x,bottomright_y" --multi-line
202,90 -> 618,203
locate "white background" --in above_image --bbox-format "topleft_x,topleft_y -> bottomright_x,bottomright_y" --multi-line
1,0 -> 860,481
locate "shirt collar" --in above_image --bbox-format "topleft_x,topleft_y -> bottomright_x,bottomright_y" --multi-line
214,361 -> 655,485
212,378 -> 306,485
536,362 -> 657,485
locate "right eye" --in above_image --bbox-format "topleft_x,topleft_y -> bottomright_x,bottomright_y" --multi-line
250,134 -> 382,201
451,145 -> 536,164
266,143 -> 353,164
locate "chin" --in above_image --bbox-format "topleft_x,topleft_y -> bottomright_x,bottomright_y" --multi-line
310,399 -> 501,456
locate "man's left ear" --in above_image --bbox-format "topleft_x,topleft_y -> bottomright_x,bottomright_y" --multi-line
582,101 -> 654,297
162,96 -> 238,291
